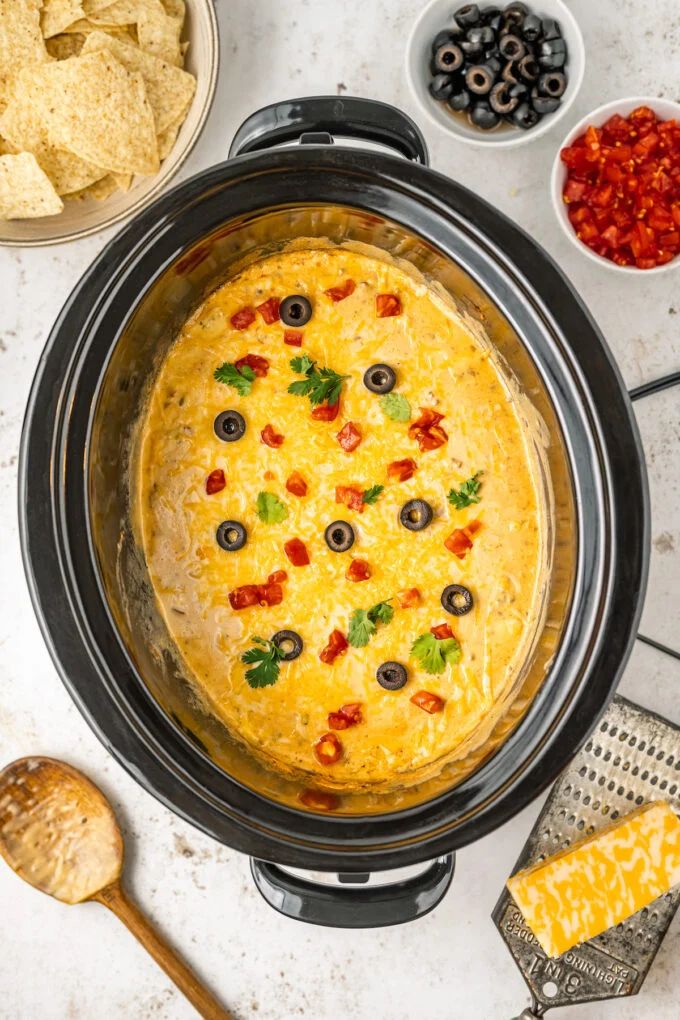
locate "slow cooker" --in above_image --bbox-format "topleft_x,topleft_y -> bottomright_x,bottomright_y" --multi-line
19,97 -> 648,927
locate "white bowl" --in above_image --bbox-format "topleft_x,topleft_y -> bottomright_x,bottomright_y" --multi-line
551,95 -> 680,275
406,0 -> 585,149
0,0 -> 219,247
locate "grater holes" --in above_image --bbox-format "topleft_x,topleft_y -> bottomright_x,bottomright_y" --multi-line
613,754 -> 621,767
666,755 -> 675,767
651,775 -> 659,786
600,721 -> 608,732
576,820 -> 585,831
622,761 -> 631,772
589,769 -> 597,781
657,751 -> 666,761
660,779 -> 668,791
647,745 -> 656,756
636,795 -> 644,805
611,809 -> 620,820
583,794 -> 591,806
604,750 -> 612,763
629,735 -> 637,747
626,790 -> 635,801
670,784 -> 677,795
585,740 -> 593,752
642,770 -> 650,781
578,765 -> 588,777
639,740 -> 646,751
609,726 -> 618,737
632,765 -> 640,776
594,745 -> 603,757
619,731 -> 629,742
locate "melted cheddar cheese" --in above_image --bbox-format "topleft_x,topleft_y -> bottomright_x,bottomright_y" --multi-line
507,802 -> 680,957
137,246 -> 547,790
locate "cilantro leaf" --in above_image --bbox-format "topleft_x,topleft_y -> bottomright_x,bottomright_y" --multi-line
241,636 -> 285,688
214,361 -> 256,396
288,358 -> 349,407
348,599 -> 394,647
368,600 -> 394,626
448,472 -> 482,510
256,491 -> 288,524
362,484 -> 384,505
410,632 -> 462,674
290,354 -> 315,375
380,392 -> 411,422
347,609 -> 375,648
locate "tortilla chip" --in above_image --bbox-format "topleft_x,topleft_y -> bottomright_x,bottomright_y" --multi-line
0,85 -> 108,193
84,0 -> 146,25
45,32 -> 86,58
112,170 -> 132,190
0,0 -> 50,103
160,0 -> 185,20
13,51 -> 159,176
0,152 -> 64,219
66,172 -> 121,201
157,113 -> 183,159
81,31 -> 194,134
63,18 -> 135,38
41,0 -> 86,38
136,0 -> 181,65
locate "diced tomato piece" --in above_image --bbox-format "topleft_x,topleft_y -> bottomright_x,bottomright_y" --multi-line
387,458 -> 417,482
299,789 -> 341,811
260,423 -> 284,448
660,231 -> 680,249
235,353 -> 269,377
346,558 -> 371,582
283,329 -> 303,346
563,179 -> 587,203
569,205 -> 592,225
397,587 -> 421,608
602,144 -> 632,163
319,629 -> 348,664
584,125 -> 601,150
335,484 -> 366,513
328,703 -> 363,730
268,570 -> 287,584
284,537 -> 310,567
672,204 -> 680,227
376,293 -> 402,317
604,164 -> 624,185
591,184 -> 613,207
408,407 -> 448,453
444,519 -> 482,559
256,296 -> 280,324
324,279 -> 356,302
230,307 -> 256,330
336,421 -> 362,452
314,732 -> 343,765
630,220 -> 655,258
578,221 -> 599,243
410,691 -> 445,714
228,584 -> 261,610
602,113 -> 630,141
285,471 -> 308,497
430,623 -> 454,640
600,225 -> 619,248
648,208 -> 673,232
259,581 -> 284,606
311,400 -> 340,421
205,468 -> 226,494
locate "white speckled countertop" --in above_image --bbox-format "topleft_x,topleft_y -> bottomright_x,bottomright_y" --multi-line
1,2 -> 679,1018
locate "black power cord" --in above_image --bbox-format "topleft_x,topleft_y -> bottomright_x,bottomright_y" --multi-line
630,370 -> 680,664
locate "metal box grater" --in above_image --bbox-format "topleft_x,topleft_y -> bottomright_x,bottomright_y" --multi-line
493,694 -> 680,1017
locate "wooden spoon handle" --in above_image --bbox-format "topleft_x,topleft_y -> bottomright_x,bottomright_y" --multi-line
96,881 -> 232,1020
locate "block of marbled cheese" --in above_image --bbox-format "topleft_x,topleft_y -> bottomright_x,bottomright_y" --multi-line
506,801 -> 680,958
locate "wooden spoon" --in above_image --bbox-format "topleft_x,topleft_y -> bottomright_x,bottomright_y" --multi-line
0,756 -> 232,1020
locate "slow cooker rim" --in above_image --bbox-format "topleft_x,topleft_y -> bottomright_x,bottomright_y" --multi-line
19,145 -> 649,868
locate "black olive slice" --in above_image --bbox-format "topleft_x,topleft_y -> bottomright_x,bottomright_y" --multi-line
541,16 -> 561,40
531,88 -> 560,115
271,630 -> 303,661
441,584 -> 474,616
538,71 -> 566,97
280,295 -> 312,327
504,2 -> 529,18
520,13 -> 541,41
434,42 -> 463,74
431,29 -> 458,53
461,37 -> 482,56
466,64 -> 494,95
482,6 -> 502,24
448,89 -> 472,112
498,33 -> 525,60
501,60 -> 520,84
453,3 -> 481,29
490,81 -> 519,115
216,520 -> 247,552
509,82 -> 529,99
538,49 -> 566,70
324,520 -> 355,552
487,13 -> 503,32
399,499 -> 434,531
518,53 -> 539,81
214,409 -> 246,442
470,101 -> 500,130
377,662 -> 408,691
429,73 -> 456,101
512,101 -> 540,129
363,363 -> 396,394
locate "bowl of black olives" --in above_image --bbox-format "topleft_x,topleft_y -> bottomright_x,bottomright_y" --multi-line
406,0 -> 584,145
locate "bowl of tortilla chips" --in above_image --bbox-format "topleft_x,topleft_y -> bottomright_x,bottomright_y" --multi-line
0,0 -> 218,245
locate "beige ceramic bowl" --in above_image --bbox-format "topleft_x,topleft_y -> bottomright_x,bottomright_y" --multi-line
0,0 -> 219,247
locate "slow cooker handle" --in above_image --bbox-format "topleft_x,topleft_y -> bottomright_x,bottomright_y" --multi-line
249,854 -> 454,927
228,96 -> 430,165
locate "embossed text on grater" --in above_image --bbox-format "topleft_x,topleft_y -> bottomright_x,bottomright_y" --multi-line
493,695 -> 680,1015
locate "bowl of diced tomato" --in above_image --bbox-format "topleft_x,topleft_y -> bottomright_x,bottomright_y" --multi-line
551,97 -> 680,273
